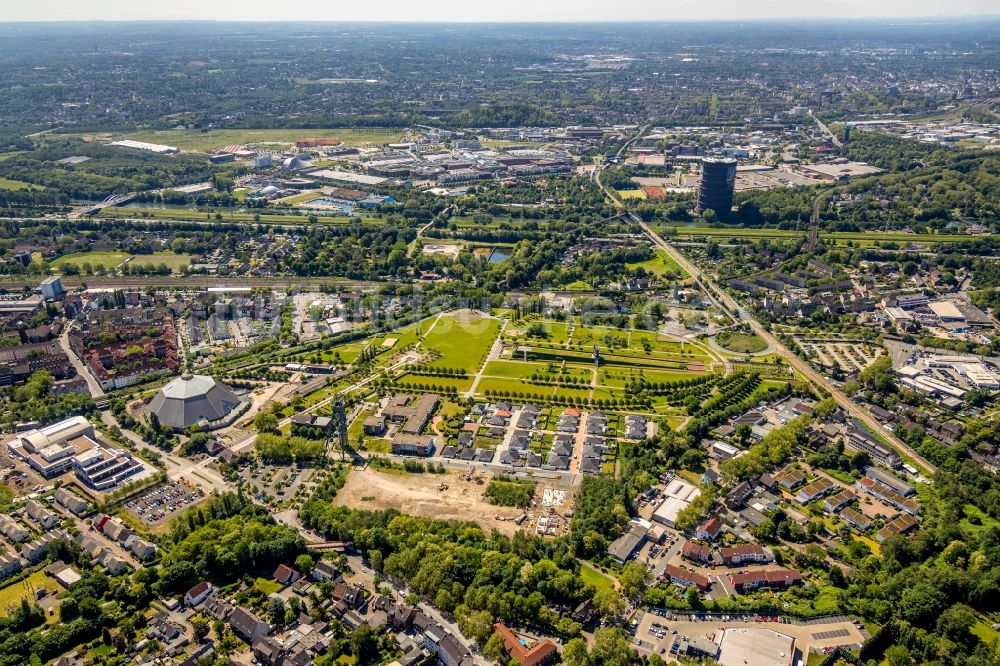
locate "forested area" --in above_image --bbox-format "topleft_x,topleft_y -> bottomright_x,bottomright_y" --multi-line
158,492 -> 306,594
254,433 -> 328,465
0,139 -> 216,201
485,477 -> 537,507
0,370 -> 95,431
299,473 -> 594,640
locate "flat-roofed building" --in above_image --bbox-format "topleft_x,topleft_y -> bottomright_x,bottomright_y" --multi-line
928,300 -> 965,322
652,479 -> 701,528
7,416 -> 96,478
717,627 -> 795,666
672,635 -> 720,661
73,445 -> 151,492
608,524 -> 647,564
390,434 -> 434,457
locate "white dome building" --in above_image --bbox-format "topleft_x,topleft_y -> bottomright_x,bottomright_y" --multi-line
147,374 -> 243,430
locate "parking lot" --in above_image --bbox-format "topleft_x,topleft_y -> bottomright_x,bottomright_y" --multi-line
632,609 -> 868,658
239,464 -> 318,506
125,481 -> 203,526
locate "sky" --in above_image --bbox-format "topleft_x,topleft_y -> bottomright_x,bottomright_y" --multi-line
6,0 -> 999,22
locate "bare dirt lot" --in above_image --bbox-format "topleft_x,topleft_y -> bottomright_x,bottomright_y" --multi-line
334,467 -> 525,535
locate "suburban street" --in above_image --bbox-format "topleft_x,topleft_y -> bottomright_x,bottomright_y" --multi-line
58,326 -> 106,401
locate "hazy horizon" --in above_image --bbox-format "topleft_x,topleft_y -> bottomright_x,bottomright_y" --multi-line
4,0 -> 999,23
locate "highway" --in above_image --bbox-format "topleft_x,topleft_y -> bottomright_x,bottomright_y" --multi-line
810,111 -> 842,148
632,214 -> 937,476
593,149 -> 936,475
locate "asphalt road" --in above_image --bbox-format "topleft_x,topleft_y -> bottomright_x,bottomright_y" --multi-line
633,216 -> 937,476
58,326 -> 106,400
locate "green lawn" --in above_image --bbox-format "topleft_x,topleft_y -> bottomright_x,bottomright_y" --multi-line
483,360 -> 552,379
49,251 -> 193,273
297,342 -> 364,365
716,331 -> 768,354
598,368 -> 702,388
580,562 -> 615,594
347,406 -> 376,443
477,377 -> 541,397
254,577 -> 283,594
616,189 -> 647,200
113,127 -> 404,152
372,316 -> 434,352
972,619 -> 1000,649
503,319 -> 571,345
364,439 -> 390,454
50,251 -> 130,270
0,571 -> 59,616
625,249 -> 686,277
422,312 -> 500,373
0,177 -> 42,191
394,374 -> 474,392
128,252 -> 195,271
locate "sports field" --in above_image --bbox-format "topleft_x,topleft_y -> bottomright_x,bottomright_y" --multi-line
50,251 -> 129,270
50,251 -> 194,272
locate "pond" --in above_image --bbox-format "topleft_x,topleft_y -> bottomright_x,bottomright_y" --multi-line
301,197 -> 354,215
487,248 -> 510,263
